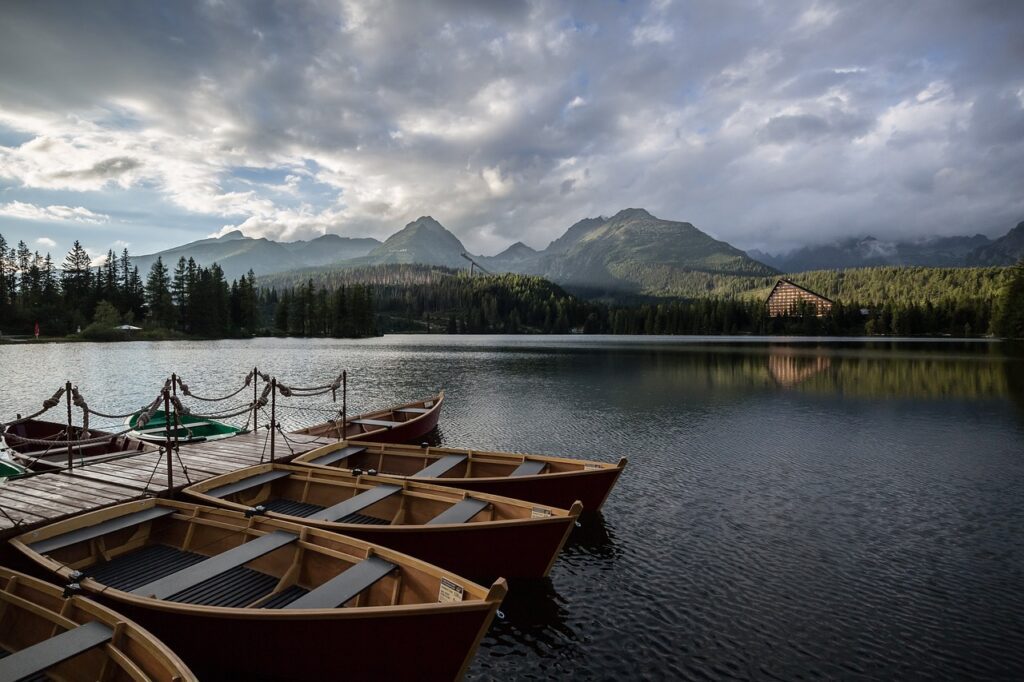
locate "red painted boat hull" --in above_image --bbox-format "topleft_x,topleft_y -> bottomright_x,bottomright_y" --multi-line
95,597 -> 497,681
411,466 -> 625,512
326,516 -> 575,579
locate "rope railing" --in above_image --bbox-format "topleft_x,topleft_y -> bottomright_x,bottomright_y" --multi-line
2,367 -> 349,487
174,369 -> 257,402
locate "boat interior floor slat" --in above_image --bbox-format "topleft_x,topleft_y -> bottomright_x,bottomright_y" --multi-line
87,544 -> 205,592
168,565 -> 278,607
261,585 -> 309,609
338,512 -> 390,525
262,498 -> 326,518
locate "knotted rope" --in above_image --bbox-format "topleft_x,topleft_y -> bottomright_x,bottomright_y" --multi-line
175,369 -> 257,402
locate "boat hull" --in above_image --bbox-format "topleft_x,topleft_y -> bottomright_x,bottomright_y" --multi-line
89,594 -> 497,681
293,392 -> 443,444
308,515 -> 575,579
411,466 -> 625,512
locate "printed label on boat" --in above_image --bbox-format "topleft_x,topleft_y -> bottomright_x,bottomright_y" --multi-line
531,507 -> 552,519
584,463 -> 602,471
438,577 -> 464,603
424,400 -> 434,407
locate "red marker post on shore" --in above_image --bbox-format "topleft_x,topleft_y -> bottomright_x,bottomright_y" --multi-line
34,321 -> 39,339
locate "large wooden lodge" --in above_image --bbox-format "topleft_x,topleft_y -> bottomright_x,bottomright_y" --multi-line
765,279 -> 834,317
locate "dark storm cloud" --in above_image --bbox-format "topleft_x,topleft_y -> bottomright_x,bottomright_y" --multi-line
0,0 -> 1022,254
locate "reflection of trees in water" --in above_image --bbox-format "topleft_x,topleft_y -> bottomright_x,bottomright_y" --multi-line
1002,343 -> 1024,417
625,345 -> 1011,400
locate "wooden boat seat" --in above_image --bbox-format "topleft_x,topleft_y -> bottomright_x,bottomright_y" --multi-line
427,498 -> 489,525
283,556 -> 397,610
15,440 -> 115,458
206,470 -> 292,498
134,422 -> 213,435
30,506 -> 177,554
414,454 -> 466,478
510,460 -> 547,477
310,485 -> 402,523
351,418 -> 400,428
133,530 -> 298,599
309,446 -> 366,467
0,621 -> 113,681
395,407 -> 430,414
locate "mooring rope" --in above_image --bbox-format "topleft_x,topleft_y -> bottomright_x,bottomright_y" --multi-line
175,369 -> 256,402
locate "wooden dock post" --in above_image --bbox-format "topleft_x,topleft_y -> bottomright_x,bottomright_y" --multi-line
65,381 -> 73,471
163,387 -> 173,494
270,377 -> 277,462
252,366 -> 258,431
341,371 -> 347,438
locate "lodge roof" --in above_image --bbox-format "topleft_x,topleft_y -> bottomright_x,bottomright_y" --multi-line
765,278 -> 836,305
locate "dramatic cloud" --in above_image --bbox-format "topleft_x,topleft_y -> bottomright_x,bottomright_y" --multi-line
0,0 -> 1022,255
0,201 -> 109,224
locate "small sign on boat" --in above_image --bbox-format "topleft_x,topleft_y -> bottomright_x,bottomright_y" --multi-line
584,463 -> 602,471
438,577 -> 464,603
530,507 -> 552,519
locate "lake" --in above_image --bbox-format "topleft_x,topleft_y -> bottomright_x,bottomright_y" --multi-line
2,335 -> 1023,679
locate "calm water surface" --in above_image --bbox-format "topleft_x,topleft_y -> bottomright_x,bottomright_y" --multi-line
2,336 -> 1023,680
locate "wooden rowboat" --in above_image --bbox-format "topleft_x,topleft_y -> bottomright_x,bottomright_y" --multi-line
289,391 -> 444,444
126,410 -> 241,444
11,498 -> 505,681
2,419 -> 153,473
184,463 -> 582,578
293,441 -> 628,512
0,565 -> 196,681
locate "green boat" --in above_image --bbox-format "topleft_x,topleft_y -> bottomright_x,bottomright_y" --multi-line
126,409 -> 242,444
0,452 -> 28,480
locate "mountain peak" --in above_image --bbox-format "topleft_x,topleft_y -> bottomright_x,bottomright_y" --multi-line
218,229 -> 246,241
610,208 -> 654,221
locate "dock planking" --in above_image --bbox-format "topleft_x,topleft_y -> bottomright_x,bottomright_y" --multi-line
0,429 -> 334,537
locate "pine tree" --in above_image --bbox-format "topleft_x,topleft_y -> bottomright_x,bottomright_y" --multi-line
145,257 -> 175,328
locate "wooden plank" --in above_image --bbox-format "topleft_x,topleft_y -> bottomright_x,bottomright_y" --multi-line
414,454 -> 466,478
306,446 -> 365,467
350,418 -> 399,428
206,471 -> 292,499
31,507 -> 176,554
134,530 -> 297,599
0,621 -> 112,682
427,498 -> 489,525
283,557 -> 396,610
310,484 -> 401,522
510,460 -> 547,477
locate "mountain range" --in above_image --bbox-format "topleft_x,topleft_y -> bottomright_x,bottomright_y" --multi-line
749,221 -> 1024,271
131,212 -> 1024,293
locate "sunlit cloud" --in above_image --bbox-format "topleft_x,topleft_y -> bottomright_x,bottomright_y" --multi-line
0,201 -> 109,224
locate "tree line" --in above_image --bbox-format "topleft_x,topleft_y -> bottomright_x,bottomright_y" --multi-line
0,234 -> 375,339
2,231 -> 1021,340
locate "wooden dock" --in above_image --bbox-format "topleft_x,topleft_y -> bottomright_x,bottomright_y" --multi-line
0,430 -> 334,538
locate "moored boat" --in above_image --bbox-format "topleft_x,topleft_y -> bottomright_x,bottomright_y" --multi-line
1,419 -> 153,472
184,463 -> 582,578
293,440 -> 628,511
289,391 -> 444,443
126,409 -> 241,444
0,565 -> 197,681
11,498 -> 505,681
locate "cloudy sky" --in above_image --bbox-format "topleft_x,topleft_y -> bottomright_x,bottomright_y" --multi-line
1,0 -> 1022,260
